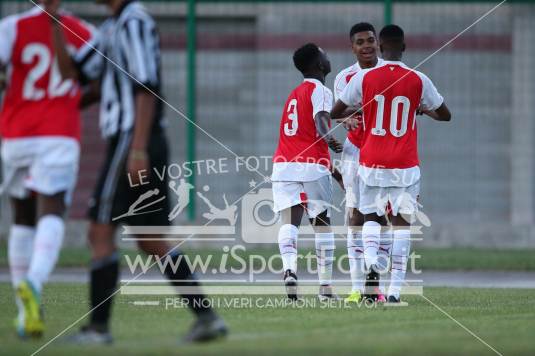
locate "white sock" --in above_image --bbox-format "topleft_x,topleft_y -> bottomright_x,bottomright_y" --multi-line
8,225 -> 35,288
388,229 -> 411,299
377,229 -> 393,294
362,221 -> 381,268
347,229 -> 365,293
315,232 -> 335,285
27,215 -> 65,293
278,224 -> 299,273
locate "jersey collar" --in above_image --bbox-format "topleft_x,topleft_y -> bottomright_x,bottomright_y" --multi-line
303,78 -> 323,86
381,60 -> 409,68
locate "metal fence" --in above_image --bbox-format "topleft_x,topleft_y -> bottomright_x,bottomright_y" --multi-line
1,1 -> 534,248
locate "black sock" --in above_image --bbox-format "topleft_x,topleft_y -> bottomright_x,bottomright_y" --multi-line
89,252 -> 120,330
164,251 -> 214,318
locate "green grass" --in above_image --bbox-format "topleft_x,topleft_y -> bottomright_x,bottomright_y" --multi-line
1,244 -> 535,270
1,283 -> 534,355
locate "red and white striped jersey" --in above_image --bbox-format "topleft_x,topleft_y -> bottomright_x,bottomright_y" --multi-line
333,58 -> 384,148
272,78 -> 333,182
340,61 -> 443,187
0,7 -> 95,140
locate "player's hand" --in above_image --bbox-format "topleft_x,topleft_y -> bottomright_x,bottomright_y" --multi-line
42,0 -> 61,18
127,149 -> 150,186
332,169 -> 344,191
336,111 -> 361,131
326,137 -> 343,153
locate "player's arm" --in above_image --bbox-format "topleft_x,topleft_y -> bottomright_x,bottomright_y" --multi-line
45,0 -> 79,81
331,165 -> 344,191
419,73 -> 452,122
120,18 -> 160,184
315,111 -> 343,153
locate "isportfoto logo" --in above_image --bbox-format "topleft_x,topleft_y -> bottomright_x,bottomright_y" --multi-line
115,156 -> 431,243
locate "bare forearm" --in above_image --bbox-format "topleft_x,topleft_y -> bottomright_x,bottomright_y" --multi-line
131,90 -> 156,151
315,112 -> 333,140
51,19 -> 78,80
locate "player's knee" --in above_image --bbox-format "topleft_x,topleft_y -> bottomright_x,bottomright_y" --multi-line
311,211 -> 330,227
38,192 -> 66,217
12,198 -> 37,227
347,208 -> 364,227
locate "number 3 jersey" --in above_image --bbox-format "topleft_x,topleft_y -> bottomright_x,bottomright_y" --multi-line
339,60 -> 444,187
272,78 -> 333,182
0,7 -> 95,140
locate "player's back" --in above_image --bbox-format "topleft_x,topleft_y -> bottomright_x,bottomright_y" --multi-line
274,79 -> 330,164
272,79 -> 332,182
0,8 -> 94,140
359,62 -> 425,170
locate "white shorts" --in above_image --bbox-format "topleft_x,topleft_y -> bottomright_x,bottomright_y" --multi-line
1,137 -> 80,203
359,180 -> 420,217
341,138 -> 360,209
272,175 -> 332,219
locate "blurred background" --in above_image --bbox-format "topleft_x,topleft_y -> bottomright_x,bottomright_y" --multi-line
1,0 -> 534,249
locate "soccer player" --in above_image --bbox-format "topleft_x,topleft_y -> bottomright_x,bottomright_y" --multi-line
331,25 -> 451,302
333,22 -> 390,304
272,43 -> 351,301
0,0 -> 94,338
48,0 -> 227,343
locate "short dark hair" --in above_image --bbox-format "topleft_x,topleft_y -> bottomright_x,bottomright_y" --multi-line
293,43 -> 321,74
349,22 -> 376,40
379,24 -> 404,43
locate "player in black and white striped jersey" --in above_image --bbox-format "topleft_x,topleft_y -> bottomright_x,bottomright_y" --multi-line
48,0 -> 227,344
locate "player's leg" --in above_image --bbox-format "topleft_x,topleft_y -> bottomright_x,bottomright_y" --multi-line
342,139 -> 366,302
8,197 -> 37,336
376,214 -> 391,303
346,208 -> 365,302
387,185 -> 419,303
136,238 -> 227,342
305,175 -> 337,299
14,137 -> 78,337
273,181 -> 305,300
67,134 -> 124,344
310,210 -> 338,300
358,180 -> 389,301
278,204 -> 304,300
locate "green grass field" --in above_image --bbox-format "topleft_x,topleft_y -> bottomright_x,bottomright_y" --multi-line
2,245 -> 535,270
1,283 -> 534,355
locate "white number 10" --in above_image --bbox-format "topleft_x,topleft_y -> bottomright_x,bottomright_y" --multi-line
372,94 -> 411,137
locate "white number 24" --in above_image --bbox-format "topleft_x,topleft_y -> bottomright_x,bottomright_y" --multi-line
284,98 -> 298,136
372,94 -> 411,137
22,43 -> 74,101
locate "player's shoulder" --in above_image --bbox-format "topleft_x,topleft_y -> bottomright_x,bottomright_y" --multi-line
119,1 -> 156,26
0,7 -> 42,28
334,63 -> 359,85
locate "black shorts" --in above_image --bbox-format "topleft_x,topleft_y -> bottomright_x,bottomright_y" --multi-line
88,130 -> 170,226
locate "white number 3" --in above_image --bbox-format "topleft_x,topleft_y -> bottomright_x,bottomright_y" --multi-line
284,98 -> 298,136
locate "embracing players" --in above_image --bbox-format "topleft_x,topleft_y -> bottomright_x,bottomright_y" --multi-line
272,43 -> 355,300
332,25 -> 451,302
0,0 -> 94,338
334,22 -> 391,303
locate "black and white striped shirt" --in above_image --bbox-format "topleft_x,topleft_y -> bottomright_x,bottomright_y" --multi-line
75,0 -> 164,138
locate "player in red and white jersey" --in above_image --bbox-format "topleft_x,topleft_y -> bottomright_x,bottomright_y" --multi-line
271,43 -> 350,300
0,0 -> 95,337
333,22 -> 390,304
332,25 -> 451,302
